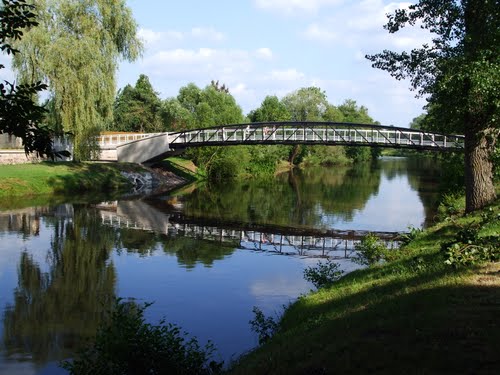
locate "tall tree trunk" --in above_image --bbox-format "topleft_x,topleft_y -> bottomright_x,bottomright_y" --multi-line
464,127 -> 497,212
288,145 -> 302,165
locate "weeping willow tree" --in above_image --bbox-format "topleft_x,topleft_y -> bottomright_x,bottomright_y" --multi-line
11,0 -> 142,160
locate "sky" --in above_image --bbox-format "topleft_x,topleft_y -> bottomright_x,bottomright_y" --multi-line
3,0 -> 432,128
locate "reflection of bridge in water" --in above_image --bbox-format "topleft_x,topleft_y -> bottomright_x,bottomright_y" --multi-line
98,200 -> 401,259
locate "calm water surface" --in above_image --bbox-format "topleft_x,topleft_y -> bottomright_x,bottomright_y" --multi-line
0,157 -> 442,374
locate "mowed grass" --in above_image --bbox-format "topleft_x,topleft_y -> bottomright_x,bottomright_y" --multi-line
230,197 -> 500,374
0,162 -> 140,198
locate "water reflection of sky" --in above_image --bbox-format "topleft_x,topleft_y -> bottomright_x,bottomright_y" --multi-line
320,174 -> 425,232
113,248 -> 315,363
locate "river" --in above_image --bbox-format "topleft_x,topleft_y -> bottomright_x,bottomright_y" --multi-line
0,157 -> 442,374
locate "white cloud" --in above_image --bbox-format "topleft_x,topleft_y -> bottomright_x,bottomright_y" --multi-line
255,47 -> 273,60
138,27 -> 226,49
303,24 -> 338,42
191,27 -> 225,41
142,48 -> 254,80
138,28 -> 183,46
254,0 -> 343,14
302,1 -> 431,50
268,68 -> 305,82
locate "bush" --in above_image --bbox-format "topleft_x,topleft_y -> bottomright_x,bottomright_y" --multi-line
62,299 -> 221,375
442,209 -> 500,268
398,226 -> 423,247
249,307 -> 279,345
353,233 -> 387,266
303,259 -> 344,288
437,193 -> 466,218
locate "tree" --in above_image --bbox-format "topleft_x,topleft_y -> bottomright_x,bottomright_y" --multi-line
409,113 -> 427,130
0,0 -> 64,158
366,0 -> 499,211
282,87 -> 328,122
12,0 -> 142,160
338,99 -> 379,161
337,99 -> 374,124
248,95 -> 291,122
247,96 -> 292,173
175,83 -> 245,179
113,75 -> 163,133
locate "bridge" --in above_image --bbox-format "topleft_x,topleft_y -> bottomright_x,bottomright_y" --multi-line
96,122 -> 465,164
97,200 -> 401,259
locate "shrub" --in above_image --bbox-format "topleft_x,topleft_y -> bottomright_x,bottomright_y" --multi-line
62,299 -> 221,375
303,259 -> 344,288
353,233 -> 387,266
442,209 -> 500,268
398,226 -> 423,247
249,307 -> 279,345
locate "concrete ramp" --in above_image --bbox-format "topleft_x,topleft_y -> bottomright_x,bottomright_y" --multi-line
117,133 -> 171,164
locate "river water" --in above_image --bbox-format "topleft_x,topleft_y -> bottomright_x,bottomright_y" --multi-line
0,157 -> 442,374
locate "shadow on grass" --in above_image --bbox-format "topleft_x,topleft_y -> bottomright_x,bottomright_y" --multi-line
45,162 -> 131,195
153,160 -> 200,183
231,253 -> 500,375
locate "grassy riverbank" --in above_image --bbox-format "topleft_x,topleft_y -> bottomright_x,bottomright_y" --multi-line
0,162 -> 142,199
230,196 -> 500,374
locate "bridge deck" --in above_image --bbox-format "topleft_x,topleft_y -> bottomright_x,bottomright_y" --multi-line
97,122 -> 464,164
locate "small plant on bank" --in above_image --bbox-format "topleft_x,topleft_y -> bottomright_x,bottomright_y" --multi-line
352,233 -> 387,266
62,299 -> 221,375
399,226 -> 423,246
249,307 -> 279,345
303,259 -> 344,288
442,209 -> 500,268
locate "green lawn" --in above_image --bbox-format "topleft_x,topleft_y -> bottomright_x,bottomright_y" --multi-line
230,197 -> 500,374
0,162 -> 140,199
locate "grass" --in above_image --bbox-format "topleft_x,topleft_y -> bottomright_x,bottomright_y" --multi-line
0,162 -> 143,201
156,157 -> 205,182
229,196 -> 500,374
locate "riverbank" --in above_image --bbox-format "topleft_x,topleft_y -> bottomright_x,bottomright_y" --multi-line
0,161 -> 188,204
230,195 -> 499,374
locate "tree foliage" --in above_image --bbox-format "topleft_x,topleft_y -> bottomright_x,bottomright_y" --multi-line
63,299 -> 221,375
0,0 -> 65,158
11,0 -> 142,160
248,95 -> 291,122
113,74 -> 163,132
366,0 -> 499,211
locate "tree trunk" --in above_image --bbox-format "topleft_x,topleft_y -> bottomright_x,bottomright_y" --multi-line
288,145 -> 301,165
464,127 -> 497,212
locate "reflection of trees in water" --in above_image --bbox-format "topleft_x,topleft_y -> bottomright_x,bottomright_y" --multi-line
160,237 -> 236,269
404,158 -> 442,226
295,163 -> 381,223
177,163 -> 382,228
3,209 -> 117,365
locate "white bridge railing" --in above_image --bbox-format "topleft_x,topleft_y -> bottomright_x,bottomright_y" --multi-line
97,133 -> 162,147
169,123 -> 464,151
94,123 -> 464,162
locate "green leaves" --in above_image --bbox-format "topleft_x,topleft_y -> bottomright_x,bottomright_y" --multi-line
353,233 -> 387,266
63,299 -> 221,375
11,0 -> 143,160
303,259 -> 344,288
113,75 -> 163,133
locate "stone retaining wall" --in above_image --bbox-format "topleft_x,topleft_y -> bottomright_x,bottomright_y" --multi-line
0,150 -> 42,165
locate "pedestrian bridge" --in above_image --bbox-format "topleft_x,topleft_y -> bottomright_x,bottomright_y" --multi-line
97,122 -> 465,164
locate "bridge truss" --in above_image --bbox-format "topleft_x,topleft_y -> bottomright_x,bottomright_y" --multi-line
168,122 -> 464,152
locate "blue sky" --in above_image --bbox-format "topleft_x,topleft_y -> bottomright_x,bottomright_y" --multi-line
119,0 -> 431,127
2,0 -> 431,127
